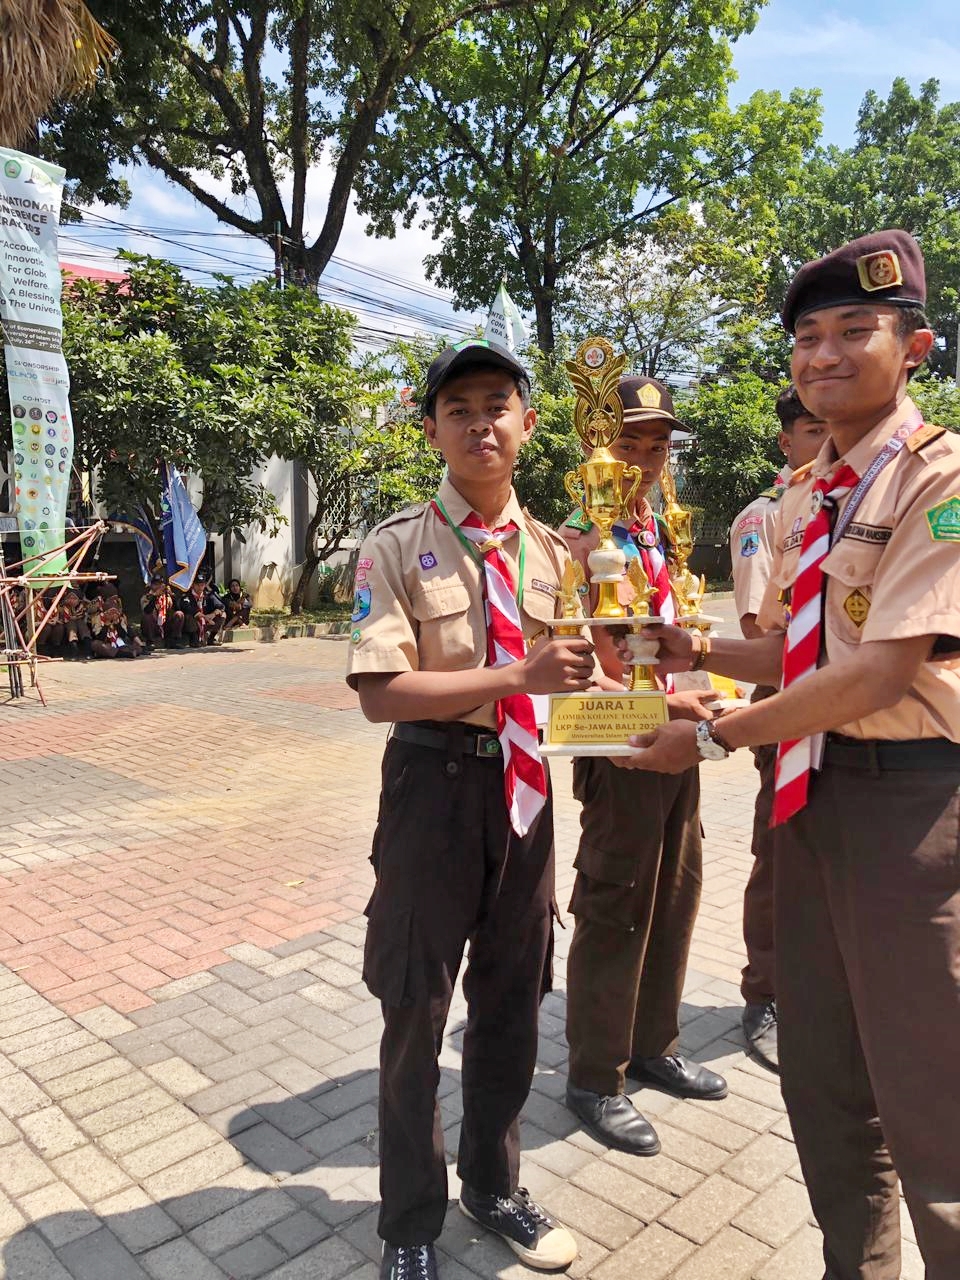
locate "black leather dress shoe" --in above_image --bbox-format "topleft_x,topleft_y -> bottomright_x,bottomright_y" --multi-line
742,1000 -> 779,1074
565,1083 -> 661,1155
626,1054 -> 728,1100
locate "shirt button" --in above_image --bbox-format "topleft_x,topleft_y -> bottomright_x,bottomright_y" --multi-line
444,760 -> 460,777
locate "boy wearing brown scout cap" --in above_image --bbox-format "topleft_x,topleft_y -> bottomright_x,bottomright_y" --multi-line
347,339 -> 592,1280
560,375 -> 727,1159
611,230 -> 960,1280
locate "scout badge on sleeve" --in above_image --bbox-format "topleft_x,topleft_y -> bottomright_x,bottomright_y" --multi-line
925,495 -> 960,543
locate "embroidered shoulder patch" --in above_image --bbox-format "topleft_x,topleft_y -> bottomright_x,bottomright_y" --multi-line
564,510 -> 594,533
925,495 -> 960,542
757,485 -> 784,501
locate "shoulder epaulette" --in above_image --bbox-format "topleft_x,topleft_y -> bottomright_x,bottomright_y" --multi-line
757,485 -> 784,501
564,510 -> 594,533
376,502 -> 428,530
906,423 -> 947,453
523,510 -> 569,551
788,461 -> 815,487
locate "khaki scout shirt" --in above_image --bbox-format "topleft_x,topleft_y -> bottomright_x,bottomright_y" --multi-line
757,397 -> 960,741
345,475 -> 574,729
729,467 -> 792,626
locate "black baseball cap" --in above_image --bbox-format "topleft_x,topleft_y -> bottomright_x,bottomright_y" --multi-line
782,229 -> 926,334
422,339 -> 530,417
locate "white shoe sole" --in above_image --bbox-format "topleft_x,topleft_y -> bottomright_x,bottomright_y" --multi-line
458,1200 -> 577,1271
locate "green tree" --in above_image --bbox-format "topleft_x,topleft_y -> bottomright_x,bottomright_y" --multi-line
62,257 -> 285,542
678,374 -> 783,531
357,0 -> 821,351
911,375 -> 960,433
562,208 -> 787,381
41,0 -> 527,280
774,78 -> 960,376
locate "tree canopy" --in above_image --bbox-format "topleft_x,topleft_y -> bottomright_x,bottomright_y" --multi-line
41,0 -> 528,279
774,78 -> 960,376
357,0 -> 821,349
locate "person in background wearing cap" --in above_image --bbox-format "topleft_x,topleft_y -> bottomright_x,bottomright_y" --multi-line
560,375 -> 728,1159
346,339 -> 595,1280
728,385 -> 828,1072
609,231 -> 960,1280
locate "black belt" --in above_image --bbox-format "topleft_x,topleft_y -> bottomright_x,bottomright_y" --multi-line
391,721 -> 503,758
823,734 -> 960,772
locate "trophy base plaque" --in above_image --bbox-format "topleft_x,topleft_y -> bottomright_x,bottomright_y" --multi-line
541,617 -> 668,756
540,689 -> 669,756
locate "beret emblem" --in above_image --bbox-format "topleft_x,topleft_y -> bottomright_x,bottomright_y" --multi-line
856,250 -> 903,292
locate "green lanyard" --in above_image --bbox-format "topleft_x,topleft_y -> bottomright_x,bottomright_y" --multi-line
433,496 -> 526,609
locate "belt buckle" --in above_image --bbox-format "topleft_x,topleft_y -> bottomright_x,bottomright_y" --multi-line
475,734 -> 501,758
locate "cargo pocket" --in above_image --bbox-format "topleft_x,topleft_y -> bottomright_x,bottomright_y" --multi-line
362,902 -> 414,1007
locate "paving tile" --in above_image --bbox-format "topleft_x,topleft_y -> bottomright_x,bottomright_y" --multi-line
119,1120 -> 221,1179
51,1144 -> 132,1201
260,1234 -> 366,1279
722,1132 -> 798,1191
18,1106 -> 88,1158
541,1182 -> 642,1249
570,1160 -> 675,1223
144,1056 -> 212,1097
0,1226 -> 73,1280
189,1188 -> 300,1255
18,1181 -> 100,1247
659,1173 -> 755,1244
141,1236 -> 228,1280
671,1225 -> 771,1280
58,1225 -> 151,1280
217,1236 -> 287,1279
0,1140 -> 57,1196
732,1176 -> 813,1247
92,1185 -> 181,1254
591,1222 -> 695,1280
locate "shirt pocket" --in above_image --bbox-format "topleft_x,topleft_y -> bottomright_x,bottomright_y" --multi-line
410,576 -> 476,665
522,583 -> 559,646
822,540 -> 885,643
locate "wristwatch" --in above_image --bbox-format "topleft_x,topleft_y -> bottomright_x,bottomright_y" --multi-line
695,719 -> 732,761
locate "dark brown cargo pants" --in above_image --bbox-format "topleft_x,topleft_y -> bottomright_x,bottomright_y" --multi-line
775,756 -> 960,1280
565,758 -> 702,1097
363,731 -> 555,1247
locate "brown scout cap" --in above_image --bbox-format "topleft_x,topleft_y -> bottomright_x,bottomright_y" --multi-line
781,229 -> 926,334
617,376 -> 689,436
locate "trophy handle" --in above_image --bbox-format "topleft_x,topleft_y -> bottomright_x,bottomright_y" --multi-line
621,466 -> 644,519
564,469 -> 585,511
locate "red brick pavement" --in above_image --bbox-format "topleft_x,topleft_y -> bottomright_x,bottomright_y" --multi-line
0,646 -> 380,1015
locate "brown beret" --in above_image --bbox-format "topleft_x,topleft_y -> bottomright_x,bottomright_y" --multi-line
781,229 -> 926,334
617,376 -> 689,435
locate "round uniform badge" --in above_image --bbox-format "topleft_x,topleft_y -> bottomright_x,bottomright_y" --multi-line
351,628 -> 362,643
811,490 -> 824,515
641,530 -> 656,546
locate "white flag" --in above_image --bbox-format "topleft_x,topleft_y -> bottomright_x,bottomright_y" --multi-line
484,282 -> 528,352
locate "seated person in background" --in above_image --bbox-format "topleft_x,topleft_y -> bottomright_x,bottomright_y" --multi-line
90,596 -> 138,659
101,584 -> 146,657
35,590 -> 64,656
59,589 -> 92,660
140,575 -> 185,649
200,575 -> 227,644
223,579 -> 252,627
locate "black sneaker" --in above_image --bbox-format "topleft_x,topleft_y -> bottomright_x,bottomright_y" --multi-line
459,1184 -> 577,1270
379,1242 -> 438,1280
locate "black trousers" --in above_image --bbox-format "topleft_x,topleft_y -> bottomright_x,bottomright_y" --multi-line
775,762 -> 960,1280
565,759 -> 702,1095
363,732 -> 555,1246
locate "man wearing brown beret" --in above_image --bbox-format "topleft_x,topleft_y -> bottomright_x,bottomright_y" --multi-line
611,231 -> 960,1279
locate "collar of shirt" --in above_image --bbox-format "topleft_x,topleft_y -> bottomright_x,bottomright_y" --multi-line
436,473 -> 527,534
776,463 -> 794,486
812,395 -> 920,484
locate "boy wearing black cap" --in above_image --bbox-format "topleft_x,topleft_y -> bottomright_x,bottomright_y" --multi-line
611,231 -> 960,1280
560,375 -> 727,1159
347,339 -> 591,1280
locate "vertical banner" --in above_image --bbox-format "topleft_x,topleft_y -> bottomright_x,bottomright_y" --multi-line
0,146 -> 72,575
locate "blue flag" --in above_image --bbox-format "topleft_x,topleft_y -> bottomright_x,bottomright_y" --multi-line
159,462 -> 206,590
111,510 -> 161,584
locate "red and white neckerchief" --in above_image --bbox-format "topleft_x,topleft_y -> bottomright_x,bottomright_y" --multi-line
613,516 -> 676,691
771,463 -> 859,827
435,505 -> 547,837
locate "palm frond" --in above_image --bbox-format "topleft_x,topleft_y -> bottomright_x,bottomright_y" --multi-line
0,0 -> 117,149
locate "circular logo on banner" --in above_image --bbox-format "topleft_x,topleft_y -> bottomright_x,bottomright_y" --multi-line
13,404 -> 25,418
28,407 -> 42,421
45,411 -> 57,423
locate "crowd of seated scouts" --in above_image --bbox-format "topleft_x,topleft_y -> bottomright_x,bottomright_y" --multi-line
30,571 -> 252,661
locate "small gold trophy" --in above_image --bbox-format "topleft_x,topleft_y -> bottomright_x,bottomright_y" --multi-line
540,337 -> 669,756
659,461 -> 718,631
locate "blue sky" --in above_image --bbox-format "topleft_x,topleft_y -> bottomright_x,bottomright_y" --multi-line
59,0 -> 960,343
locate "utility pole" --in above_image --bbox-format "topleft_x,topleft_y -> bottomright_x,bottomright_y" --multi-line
273,221 -> 283,290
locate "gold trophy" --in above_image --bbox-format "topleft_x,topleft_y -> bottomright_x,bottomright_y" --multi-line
659,461 -> 718,631
540,337 -> 669,756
